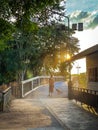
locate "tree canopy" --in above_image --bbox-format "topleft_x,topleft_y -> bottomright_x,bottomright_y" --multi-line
0,0 -> 80,84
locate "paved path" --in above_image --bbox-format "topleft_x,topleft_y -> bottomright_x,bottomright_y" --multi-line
0,99 -> 66,130
41,98 -> 98,130
25,84 -> 98,130
0,83 -> 98,130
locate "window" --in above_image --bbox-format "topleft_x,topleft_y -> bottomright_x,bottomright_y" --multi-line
88,67 -> 98,82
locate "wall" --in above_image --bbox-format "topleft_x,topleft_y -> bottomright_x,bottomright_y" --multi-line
86,51 -> 98,90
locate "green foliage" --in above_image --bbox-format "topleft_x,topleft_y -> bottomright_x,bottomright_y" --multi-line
16,17 -> 38,32
39,24 -> 80,75
0,18 -> 15,51
0,49 -> 17,84
0,0 -> 61,21
72,73 -> 87,88
0,0 -> 65,83
0,18 -> 15,38
0,0 -> 80,84
0,40 -> 8,51
79,73 -> 87,88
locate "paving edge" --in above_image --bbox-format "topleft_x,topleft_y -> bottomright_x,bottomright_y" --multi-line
41,101 -> 70,130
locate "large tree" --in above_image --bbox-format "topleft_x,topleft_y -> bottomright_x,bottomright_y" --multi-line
0,0 -> 80,84
37,24 -> 80,75
0,0 -> 64,48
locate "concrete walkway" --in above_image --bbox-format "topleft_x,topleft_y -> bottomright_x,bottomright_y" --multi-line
0,84 -> 98,130
24,84 -> 98,130
41,98 -> 98,130
0,99 -> 66,130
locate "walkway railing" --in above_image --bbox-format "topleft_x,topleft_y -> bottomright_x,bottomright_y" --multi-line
21,76 -> 64,97
69,87 -> 98,109
0,87 -> 11,111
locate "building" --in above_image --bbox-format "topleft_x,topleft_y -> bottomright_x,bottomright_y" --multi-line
71,44 -> 98,91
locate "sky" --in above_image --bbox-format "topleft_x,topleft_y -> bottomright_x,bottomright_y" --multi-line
66,0 -> 98,74
66,0 -> 98,14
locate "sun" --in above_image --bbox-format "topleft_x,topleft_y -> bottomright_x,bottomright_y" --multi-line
64,54 -> 71,60
66,54 -> 71,60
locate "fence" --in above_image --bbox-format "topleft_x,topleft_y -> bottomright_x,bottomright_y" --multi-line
0,87 -> 11,111
11,82 -> 21,98
21,76 -> 64,97
69,87 -> 98,109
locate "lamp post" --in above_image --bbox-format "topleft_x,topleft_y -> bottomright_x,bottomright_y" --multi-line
63,16 -> 70,35
56,14 -> 71,82
63,16 -> 83,82
76,64 -> 81,87
54,12 -> 83,80
76,64 -> 81,75
63,15 -> 71,81
58,15 -> 83,100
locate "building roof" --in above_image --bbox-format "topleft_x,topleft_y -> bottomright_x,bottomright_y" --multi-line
71,44 -> 98,61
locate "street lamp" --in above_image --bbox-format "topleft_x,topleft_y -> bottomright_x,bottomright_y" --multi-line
63,16 -> 71,81
76,64 -> 81,87
58,14 -> 83,99
54,12 -> 83,80
72,23 -> 83,31
63,15 -> 70,35
76,64 -> 81,75
63,17 -> 83,81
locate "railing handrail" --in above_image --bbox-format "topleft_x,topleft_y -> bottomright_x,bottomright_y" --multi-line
3,87 -> 11,93
0,87 -> 11,111
22,76 -> 40,84
71,87 -> 98,95
21,75 -> 64,97
69,86 -> 98,109
22,76 -> 64,84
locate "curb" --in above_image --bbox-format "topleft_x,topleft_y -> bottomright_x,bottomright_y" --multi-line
43,103 -> 70,130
